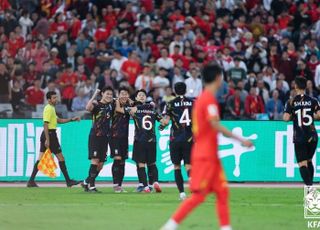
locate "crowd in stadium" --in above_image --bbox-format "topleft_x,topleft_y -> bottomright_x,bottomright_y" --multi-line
0,0 -> 319,120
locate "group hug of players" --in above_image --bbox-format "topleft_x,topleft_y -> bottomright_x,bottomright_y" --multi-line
81,82 -> 193,198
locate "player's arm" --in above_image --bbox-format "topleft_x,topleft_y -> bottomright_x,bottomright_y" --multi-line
283,113 -> 291,121
283,100 -> 292,122
208,104 -> 252,147
161,104 -> 171,126
313,100 -> 320,120
86,89 -> 100,112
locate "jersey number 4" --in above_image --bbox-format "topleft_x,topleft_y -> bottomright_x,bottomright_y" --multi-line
179,109 -> 191,126
295,108 -> 312,126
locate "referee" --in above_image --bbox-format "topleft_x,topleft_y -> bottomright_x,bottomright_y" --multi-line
27,91 -> 81,187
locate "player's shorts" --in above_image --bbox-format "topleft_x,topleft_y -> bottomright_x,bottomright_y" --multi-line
294,141 -> 318,162
88,135 -> 109,162
132,141 -> 156,164
190,159 -> 228,195
40,130 -> 62,154
170,141 -> 192,165
110,137 -> 129,159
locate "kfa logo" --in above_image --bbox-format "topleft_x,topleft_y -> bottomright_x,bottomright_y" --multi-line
160,126 -> 257,177
304,186 -> 320,229
275,125 -> 320,178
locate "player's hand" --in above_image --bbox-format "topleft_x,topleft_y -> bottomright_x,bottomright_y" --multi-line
71,116 -> 81,122
241,140 -> 253,148
45,139 -> 50,149
129,107 -> 137,116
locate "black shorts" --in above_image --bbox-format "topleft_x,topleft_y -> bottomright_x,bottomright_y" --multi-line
132,141 -> 156,164
88,135 -> 109,162
110,137 -> 128,159
294,141 -> 318,163
40,130 -> 62,154
170,141 -> 192,165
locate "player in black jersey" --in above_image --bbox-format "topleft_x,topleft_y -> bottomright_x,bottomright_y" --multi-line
162,82 -> 193,200
130,89 -> 166,193
283,77 -> 320,186
110,87 -> 132,193
82,86 -> 123,192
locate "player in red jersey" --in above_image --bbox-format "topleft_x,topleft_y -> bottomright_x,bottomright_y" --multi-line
161,64 -> 253,230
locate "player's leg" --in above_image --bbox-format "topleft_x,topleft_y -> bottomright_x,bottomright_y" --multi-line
138,162 -> 150,192
147,142 -> 161,192
183,142 -> 192,178
307,141 -> 318,184
27,151 -> 44,187
112,155 -> 123,192
170,142 -> 184,196
295,143 -> 312,186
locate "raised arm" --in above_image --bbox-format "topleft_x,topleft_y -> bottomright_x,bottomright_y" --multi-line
86,89 -> 100,112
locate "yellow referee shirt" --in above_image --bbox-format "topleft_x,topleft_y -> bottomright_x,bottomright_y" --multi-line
43,104 -> 57,129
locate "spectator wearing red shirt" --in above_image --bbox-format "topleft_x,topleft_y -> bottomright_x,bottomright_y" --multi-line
245,87 -> 265,119
94,22 -> 109,43
83,47 -> 96,73
25,78 -> 44,107
59,64 -> 78,111
31,39 -> 49,73
183,47 -> 196,70
307,53 -> 320,78
50,12 -> 68,35
50,47 -> 62,66
121,51 -> 141,86
69,12 -> 82,40
8,32 -> 22,57
24,62 -> 37,88
170,45 -> 185,64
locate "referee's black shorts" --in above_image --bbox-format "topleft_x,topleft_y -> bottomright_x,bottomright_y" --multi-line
132,141 -> 156,164
110,137 -> 129,159
170,141 -> 192,165
88,135 -> 109,162
294,141 -> 318,163
40,130 -> 62,154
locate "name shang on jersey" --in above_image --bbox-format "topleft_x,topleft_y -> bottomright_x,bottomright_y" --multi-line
294,101 -> 312,107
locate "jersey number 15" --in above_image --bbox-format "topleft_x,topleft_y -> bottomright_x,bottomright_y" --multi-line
295,108 -> 312,127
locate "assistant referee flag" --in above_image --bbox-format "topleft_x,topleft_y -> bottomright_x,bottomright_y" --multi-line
37,149 -> 57,178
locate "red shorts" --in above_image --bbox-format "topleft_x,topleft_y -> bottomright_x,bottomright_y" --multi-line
190,159 -> 227,195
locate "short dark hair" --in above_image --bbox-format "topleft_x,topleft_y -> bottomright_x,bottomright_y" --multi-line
101,86 -> 114,94
174,82 -> 186,96
295,77 -> 307,90
201,64 -> 222,84
118,86 -> 129,94
136,89 -> 147,97
46,91 -> 57,100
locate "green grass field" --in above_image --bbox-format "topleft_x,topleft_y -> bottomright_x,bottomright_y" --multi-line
0,187 -> 306,230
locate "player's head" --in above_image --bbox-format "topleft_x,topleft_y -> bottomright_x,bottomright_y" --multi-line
174,82 -> 186,96
101,86 -> 114,103
294,77 -> 307,91
46,91 -> 58,105
135,89 -> 147,103
201,63 -> 223,91
118,86 -> 130,103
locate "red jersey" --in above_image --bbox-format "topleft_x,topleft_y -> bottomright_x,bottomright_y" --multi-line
25,86 -> 44,106
192,90 -> 219,161
121,60 -> 141,85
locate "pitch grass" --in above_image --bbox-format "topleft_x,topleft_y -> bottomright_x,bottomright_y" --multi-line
0,187 -> 306,230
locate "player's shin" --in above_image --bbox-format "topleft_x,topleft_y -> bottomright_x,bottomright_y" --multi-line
112,160 -> 121,186
147,164 -> 159,185
216,188 -> 230,228
174,169 -> 184,193
119,161 -> 125,186
308,161 -> 314,183
300,165 -> 312,186
88,164 -> 98,188
137,166 -> 148,187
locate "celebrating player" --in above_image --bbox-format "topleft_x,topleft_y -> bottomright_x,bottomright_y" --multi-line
283,77 -> 320,186
110,87 -> 132,193
161,64 -> 253,230
130,89 -> 166,193
82,86 -> 124,192
162,82 -> 193,200
27,91 -> 81,188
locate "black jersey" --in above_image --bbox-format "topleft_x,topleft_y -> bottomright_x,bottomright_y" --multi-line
132,103 -> 162,142
284,94 -> 320,143
90,101 -> 115,137
163,96 -> 194,143
111,102 -> 130,138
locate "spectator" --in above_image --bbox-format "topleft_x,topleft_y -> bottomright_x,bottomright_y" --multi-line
135,64 -> 153,93
59,64 -> 78,111
71,88 -> 89,112
10,80 -> 24,114
245,87 -> 265,119
19,10 -> 33,39
216,78 -> 229,118
33,11 -> 49,39
156,48 -> 174,71
25,78 -> 44,107
185,68 -> 202,98
110,49 -> 128,79
225,87 -> 245,120
0,62 -> 10,103
121,51 -> 142,87
266,90 -> 284,120
306,80 -> 318,98
227,57 -> 246,85
257,80 -> 270,104
153,68 -> 170,97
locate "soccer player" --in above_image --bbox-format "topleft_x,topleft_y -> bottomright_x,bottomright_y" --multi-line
27,91 -> 81,187
161,64 -> 253,230
110,86 -> 132,193
283,77 -> 320,186
162,82 -> 193,200
130,89 -> 166,193
82,86 -> 123,192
